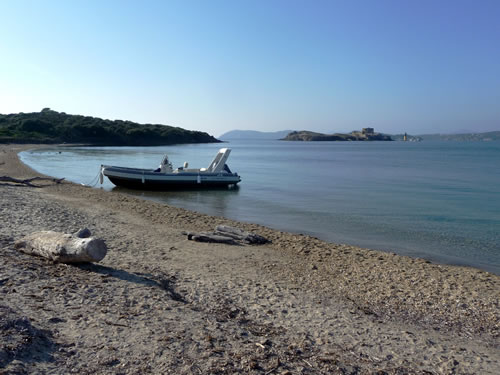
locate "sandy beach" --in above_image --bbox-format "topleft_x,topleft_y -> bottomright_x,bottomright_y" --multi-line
1,144 -> 499,374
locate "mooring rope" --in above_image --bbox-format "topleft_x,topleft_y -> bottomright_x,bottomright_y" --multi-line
82,167 -> 103,187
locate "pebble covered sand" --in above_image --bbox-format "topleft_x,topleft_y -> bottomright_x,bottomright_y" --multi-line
1,144 -> 499,374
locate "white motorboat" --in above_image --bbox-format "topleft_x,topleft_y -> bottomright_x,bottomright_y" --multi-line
101,148 -> 241,189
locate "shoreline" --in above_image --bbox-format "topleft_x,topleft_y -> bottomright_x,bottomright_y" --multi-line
19,143 -> 499,276
1,143 -> 499,374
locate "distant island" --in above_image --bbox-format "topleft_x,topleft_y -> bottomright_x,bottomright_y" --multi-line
0,109 -> 220,146
391,133 -> 422,142
220,128 -> 500,142
219,129 -> 293,140
418,131 -> 500,142
282,128 -> 393,141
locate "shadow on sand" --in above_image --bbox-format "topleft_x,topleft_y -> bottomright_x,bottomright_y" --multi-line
74,263 -> 187,303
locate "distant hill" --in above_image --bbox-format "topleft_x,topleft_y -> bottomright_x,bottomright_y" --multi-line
219,128 -> 500,142
282,129 -> 392,141
219,129 -> 293,140
417,131 -> 500,141
0,109 -> 220,146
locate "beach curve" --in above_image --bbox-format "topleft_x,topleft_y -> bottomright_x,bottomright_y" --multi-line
1,144 -> 499,374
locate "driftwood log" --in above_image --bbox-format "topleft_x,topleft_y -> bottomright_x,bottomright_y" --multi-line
185,225 -> 270,245
0,176 -> 65,187
214,225 -> 270,244
14,229 -> 107,263
185,232 -> 239,245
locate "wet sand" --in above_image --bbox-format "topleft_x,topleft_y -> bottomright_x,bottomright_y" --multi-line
1,144 -> 499,374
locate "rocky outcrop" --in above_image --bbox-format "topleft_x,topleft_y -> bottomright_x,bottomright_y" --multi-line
282,130 -> 393,141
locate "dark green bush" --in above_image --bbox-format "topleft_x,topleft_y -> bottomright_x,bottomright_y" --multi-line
0,110 -> 219,145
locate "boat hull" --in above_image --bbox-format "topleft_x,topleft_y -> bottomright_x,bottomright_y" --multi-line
103,166 -> 241,190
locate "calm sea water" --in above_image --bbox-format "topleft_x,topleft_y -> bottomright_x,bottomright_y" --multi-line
20,140 -> 500,274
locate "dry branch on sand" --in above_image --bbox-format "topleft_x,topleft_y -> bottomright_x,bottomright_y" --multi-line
0,176 -> 65,187
214,225 -> 270,244
184,225 -> 270,245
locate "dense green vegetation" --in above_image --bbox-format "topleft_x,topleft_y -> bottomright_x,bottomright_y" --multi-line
0,109 -> 220,145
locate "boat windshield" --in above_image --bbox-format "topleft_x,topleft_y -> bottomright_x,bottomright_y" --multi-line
158,155 -> 173,173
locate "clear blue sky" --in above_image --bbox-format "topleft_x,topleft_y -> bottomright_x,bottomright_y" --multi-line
1,0 -> 499,136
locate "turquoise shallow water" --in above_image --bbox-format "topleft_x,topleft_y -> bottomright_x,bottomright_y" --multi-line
20,140 -> 500,274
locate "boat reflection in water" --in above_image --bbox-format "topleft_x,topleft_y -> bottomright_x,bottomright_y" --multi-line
112,184 -> 240,217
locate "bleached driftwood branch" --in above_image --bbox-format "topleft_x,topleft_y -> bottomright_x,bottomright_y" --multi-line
184,225 -> 270,245
0,176 -> 65,187
214,225 -> 270,244
184,232 -> 239,245
15,229 -> 107,263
